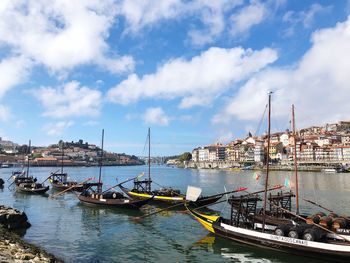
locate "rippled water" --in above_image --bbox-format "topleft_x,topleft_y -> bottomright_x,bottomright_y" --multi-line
1,165 -> 350,263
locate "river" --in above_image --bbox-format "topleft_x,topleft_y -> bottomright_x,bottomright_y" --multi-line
1,165 -> 350,263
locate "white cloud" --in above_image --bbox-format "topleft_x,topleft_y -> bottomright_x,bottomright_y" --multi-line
35,81 -> 102,118
0,105 -> 11,121
0,56 -> 32,98
107,46 -> 277,108
282,3 -> 332,36
214,16 -> 350,128
230,0 -> 267,37
119,0 -> 243,46
143,107 -> 169,126
0,0 -> 134,73
44,121 -> 74,136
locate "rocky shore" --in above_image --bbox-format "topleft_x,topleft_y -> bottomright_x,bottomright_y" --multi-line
0,205 -> 63,263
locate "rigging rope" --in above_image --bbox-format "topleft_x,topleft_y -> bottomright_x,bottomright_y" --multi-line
255,103 -> 268,136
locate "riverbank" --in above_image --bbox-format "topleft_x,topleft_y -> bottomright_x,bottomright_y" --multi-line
0,227 -> 63,262
184,161 -> 350,172
0,205 -> 63,263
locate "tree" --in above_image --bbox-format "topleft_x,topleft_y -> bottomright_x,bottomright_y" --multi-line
179,152 -> 192,162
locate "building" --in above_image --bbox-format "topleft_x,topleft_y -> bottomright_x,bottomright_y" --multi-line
198,147 -> 209,161
254,140 -> 265,163
269,142 -> 283,160
34,157 -> 58,166
207,144 -> 226,161
191,148 -> 199,162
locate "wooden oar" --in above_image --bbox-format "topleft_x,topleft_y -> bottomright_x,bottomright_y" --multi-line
134,187 -> 249,220
50,177 -> 92,198
268,202 -> 349,242
134,184 -> 284,221
102,174 -> 144,194
303,198 -> 334,213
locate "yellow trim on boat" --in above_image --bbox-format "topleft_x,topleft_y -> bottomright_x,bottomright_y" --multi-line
186,205 -> 219,234
128,191 -> 184,201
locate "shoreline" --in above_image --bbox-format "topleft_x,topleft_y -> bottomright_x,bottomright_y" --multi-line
0,227 -> 63,263
0,205 -> 63,263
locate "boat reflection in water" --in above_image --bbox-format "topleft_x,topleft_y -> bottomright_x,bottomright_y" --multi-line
192,234 -> 322,263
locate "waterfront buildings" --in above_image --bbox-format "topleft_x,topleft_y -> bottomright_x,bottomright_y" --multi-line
191,120 -> 350,166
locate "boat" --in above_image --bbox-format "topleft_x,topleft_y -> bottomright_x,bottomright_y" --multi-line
77,129 -> 152,209
119,128 -> 222,207
49,145 -> 83,192
185,93 -> 350,262
16,140 -> 49,195
322,168 -> 339,173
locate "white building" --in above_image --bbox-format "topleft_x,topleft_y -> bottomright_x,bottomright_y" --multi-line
198,147 -> 209,161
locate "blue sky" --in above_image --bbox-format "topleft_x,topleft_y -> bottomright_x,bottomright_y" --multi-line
1,0 -> 350,156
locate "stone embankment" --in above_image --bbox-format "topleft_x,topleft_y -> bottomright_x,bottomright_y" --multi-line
0,205 -> 62,263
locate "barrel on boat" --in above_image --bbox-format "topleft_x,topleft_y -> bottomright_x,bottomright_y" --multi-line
306,214 -> 321,224
319,216 -> 333,228
332,218 -> 347,229
328,212 -> 338,219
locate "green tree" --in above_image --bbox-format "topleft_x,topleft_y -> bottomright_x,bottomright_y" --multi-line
179,152 -> 192,162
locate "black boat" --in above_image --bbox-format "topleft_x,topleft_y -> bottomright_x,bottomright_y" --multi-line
186,93 -> 350,262
16,140 -> 49,195
77,129 -> 152,209
49,145 -> 83,192
119,128 -> 222,207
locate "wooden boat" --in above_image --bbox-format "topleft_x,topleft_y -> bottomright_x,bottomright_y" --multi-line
77,129 -> 152,209
12,170 -> 34,185
78,182 -> 152,209
17,182 -> 49,195
49,147 -> 83,192
119,128 -> 222,207
119,184 -> 222,207
50,172 -> 84,192
186,93 -> 350,262
15,140 -> 49,195
186,203 -> 350,262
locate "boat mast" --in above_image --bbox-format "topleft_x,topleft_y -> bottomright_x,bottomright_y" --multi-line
61,142 -> 64,175
26,140 -> 31,178
148,127 -> 151,192
292,104 -> 299,215
262,92 -> 272,231
98,129 -> 104,193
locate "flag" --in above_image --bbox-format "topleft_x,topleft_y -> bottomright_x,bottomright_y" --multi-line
254,172 -> 261,181
284,178 -> 290,188
136,172 -> 144,181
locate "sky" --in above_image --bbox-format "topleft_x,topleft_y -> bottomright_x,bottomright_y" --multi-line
0,0 -> 350,156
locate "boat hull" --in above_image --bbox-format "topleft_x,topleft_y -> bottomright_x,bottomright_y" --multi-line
17,185 -> 50,195
186,205 -> 350,262
51,182 -> 84,192
119,185 -> 221,206
78,194 -> 151,209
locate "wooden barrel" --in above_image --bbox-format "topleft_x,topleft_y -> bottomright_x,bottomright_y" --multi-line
319,216 -> 333,228
328,212 -> 338,218
332,218 -> 347,229
306,215 -> 320,224
315,212 -> 326,217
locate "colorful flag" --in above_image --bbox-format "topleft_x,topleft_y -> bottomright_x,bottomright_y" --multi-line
136,172 -> 144,181
284,178 -> 290,188
254,172 -> 261,181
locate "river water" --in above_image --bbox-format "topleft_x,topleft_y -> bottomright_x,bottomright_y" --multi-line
1,165 -> 350,263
